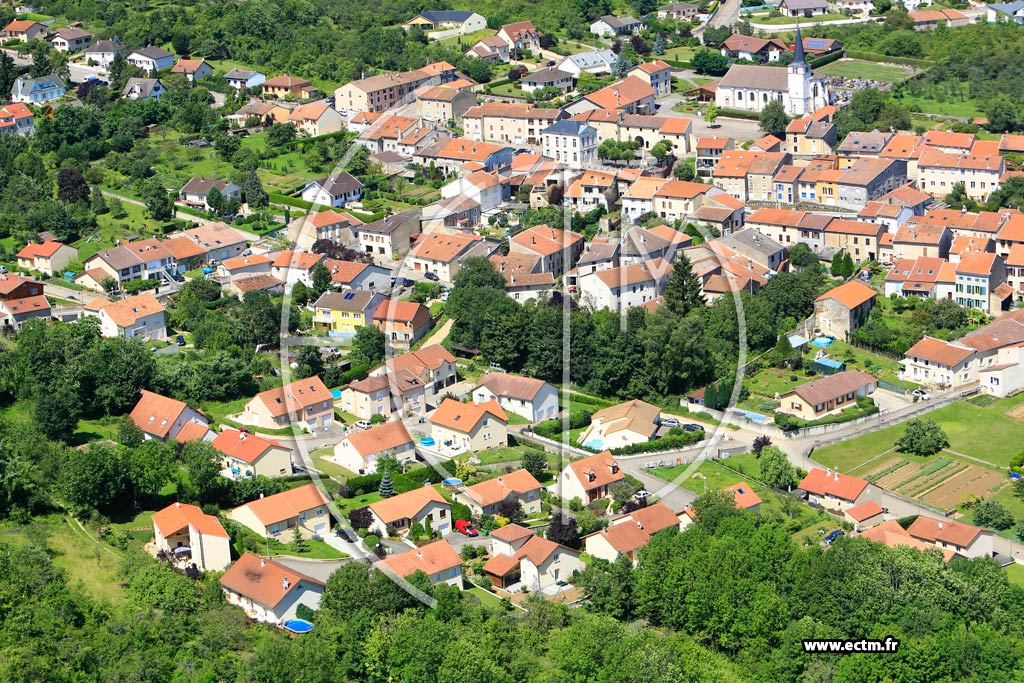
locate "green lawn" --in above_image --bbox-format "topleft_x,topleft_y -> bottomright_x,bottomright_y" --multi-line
895,90 -> 983,118
436,28 -> 495,47
663,46 -> 696,62
817,60 -> 914,84
199,396 -> 251,426
3,516 -> 127,605
468,586 -> 505,608
654,459 -> 746,495
489,82 -> 528,98
1004,563 -> 1024,589
750,11 -> 850,23
335,491 -> 384,516
815,391 -> 1024,472
308,446 -> 357,481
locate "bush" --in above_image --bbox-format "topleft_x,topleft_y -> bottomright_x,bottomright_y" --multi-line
362,533 -> 379,550
609,428 -> 704,455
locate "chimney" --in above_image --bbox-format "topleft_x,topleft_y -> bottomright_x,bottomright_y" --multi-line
282,577 -> 290,590
260,558 -> 266,567
240,432 -> 246,441
938,523 -> 944,529
636,521 -> 643,529
175,501 -> 181,508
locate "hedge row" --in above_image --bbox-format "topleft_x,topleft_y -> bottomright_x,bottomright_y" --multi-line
843,51 -> 935,69
531,407 -> 594,439
345,459 -> 461,497
774,396 -> 879,432
809,50 -> 845,69
609,428 -> 704,455
716,108 -> 762,121
269,192 -> 314,210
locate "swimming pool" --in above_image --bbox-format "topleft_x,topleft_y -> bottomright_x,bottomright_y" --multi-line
811,337 -> 834,347
330,389 -> 342,400
421,436 -> 436,447
583,438 -> 605,450
283,619 -> 313,634
731,409 -> 772,424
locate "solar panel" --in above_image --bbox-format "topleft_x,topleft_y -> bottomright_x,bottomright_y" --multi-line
343,292 -> 355,300
807,39 -> 827,48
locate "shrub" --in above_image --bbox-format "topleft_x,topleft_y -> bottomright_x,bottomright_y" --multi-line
362,533 -> 379,550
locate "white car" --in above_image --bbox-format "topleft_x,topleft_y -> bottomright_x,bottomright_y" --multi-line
911,389 -> 932,401
660,418 -> 680,428
354,420 -> 372,430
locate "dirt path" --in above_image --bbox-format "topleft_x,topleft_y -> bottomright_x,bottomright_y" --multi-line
422,318 -> 453,348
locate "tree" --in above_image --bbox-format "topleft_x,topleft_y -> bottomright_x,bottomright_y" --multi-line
548,514 -> 580,549
378,471 -> 394,498
759,446 -> 797,489
691,49 -> 730,76
495,498 -> 525,524
28,42 -> 52,78
349,506 -> 372,530
873,0 -> 892,12
752,435 -> 772,455
759,99 -> 790,138
895,418 -> 949,456
117,416 -> 145,447
673,157 -> 696,181
984,94 -> 1020,134
0,50 -> 15,100
350,325 -> 386,366
650,139 -> 673,162
653,34 -> 666,56
243,169 -> 268,208
310,262 -> 332,297
663,254 -> 704,317
704,101 -> 720,126
974,499 -> 1014,530
611,51 -> 636,79
294,346 -> 324,380
56,168 -> 90,204
789,243 -> 818,269
521,449 -> 547,479
266,122 -> 296,148
205,186 -> 225,215
692,488 -> 744,534
141,179 -> 174,220
987,176 -> 1024,211
290,526 -> 310,553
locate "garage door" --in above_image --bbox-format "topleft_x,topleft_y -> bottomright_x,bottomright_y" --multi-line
314,523 -> 326,538
437,523 -> 449,535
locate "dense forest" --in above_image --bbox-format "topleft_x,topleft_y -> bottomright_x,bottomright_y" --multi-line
3,491 -> 1022,682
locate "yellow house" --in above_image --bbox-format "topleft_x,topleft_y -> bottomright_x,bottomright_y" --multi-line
227,483 -> 331,540
211,428 -> 294,479
311,290 -> 387,338
814,168 -> 844,206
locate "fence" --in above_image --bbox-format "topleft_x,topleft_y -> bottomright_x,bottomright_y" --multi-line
877,379 -> 908,395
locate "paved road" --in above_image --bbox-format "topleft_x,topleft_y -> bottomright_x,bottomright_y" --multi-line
710,0 -> 741,28
45,282 -> 108,304
274,555 -> 349,582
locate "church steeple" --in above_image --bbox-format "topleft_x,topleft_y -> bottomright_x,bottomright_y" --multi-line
792,22 -> 807,67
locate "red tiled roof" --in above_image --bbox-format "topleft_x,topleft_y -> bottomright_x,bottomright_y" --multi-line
798,468 -> 869,502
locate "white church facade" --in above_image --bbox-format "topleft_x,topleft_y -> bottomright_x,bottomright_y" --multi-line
714,27 -> 830,116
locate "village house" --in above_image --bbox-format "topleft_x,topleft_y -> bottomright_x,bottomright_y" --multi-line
482,524 -> 583,591
372,299 -> 432,346
430,398 -> 509,454
1,19 -> 45,43
465,35 -> 511,62
778,370 -> 877,420
239,375 -> 334,432
404,10 -> 487,37
578,399 -> 660,450
462,102 -> 563,145
289,103 -> 345,137
84,39 -> 124,68
778,0 -> 832,16
456,468 -> 543,517
49,27 -> 91,52
356,209 -> 420,259
658,2 -> 700,19
0,102 -> 34,135
212,429 -> 293,480
229,482 -> 331,540
521,68 -> 574,94
366,485 -> 452,537
261,74 -> 315,99
325,259 -> 390,292
415,137 -> 514,175
899,335 -> 976,389
11,74 -> 65,104
224,68 -> 266,91
541,119 -> 597,169
785,115 -> 837,157
311,290 -> 387,338
152,502 -> 231,572
270,250 -> 325,287
566,76 -> 656,116
440,170 -> 508,213
171,58 -> 214,83
798,467 -> 873,512
556,49 -> 618,76
129,389 -> 209,443
472,373 -> 559,423
908,7 -> 970,29
0,295 -> 49,331
510,224 -> 585,276
334,61 -> 455,113
406,232 -> 494,283
220,553 -> 325,623
824,219 -> 886,263
813,279 -> 877,339
16,240 -> 77,276
718,228 -> 786,271
380,540 -> 464,588
719,34 -> 789,62
178,177 -> 242,211
369,344 -> 458,412
560,451 -> 625,503
127,46 -> 174,73
582,501 -> 681,565
0,274 -> 42,301
590,14 -> 643,36
333,420 -> 416,475
84,293 -> 167,340
628,59 -> 673,97
577,258 -> 672,312
300,172 -> 364,208
955,251 -> 1008,314
339,375 -> 404,421
416,84 -> 477,123
121,77 -> 165,101
918,147 -> 1004,203
892,222 -> 952,260
497,20 -> 543,53
286,209 -> 361,250
860,519 -> 956,560
227,100 -> 289,127
906,516 -> 993,559
845,500 -> 885,532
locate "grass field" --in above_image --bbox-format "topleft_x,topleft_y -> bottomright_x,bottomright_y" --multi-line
897,94 -> 983,119
663,46 -> 697,62
817,59 -> 914,84
468,586 -> 505,607
436,28 -> 495,48
1004,563 -> 1024,588
815,391 -> 1024,472
750,11 -> 850,24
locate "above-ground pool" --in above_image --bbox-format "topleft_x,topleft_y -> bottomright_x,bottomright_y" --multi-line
732,409 -> 772,424
282,619 -> 313,634
330,389 -> 342,400
583,439 -> 604,450
442,477 -> 463,490
421,436 -> 436,447
811,337 -> 834,347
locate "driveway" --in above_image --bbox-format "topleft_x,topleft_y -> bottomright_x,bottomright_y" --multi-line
273,555 -> 348,582
872,388 -> 913,413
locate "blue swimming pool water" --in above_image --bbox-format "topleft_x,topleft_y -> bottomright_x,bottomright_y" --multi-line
283,619 -> 313,633
421,437 -> 436,447
732,409 -> 772,424
811,337 -> 834,347
583,438 -> 605,450
330,389 -> 342,400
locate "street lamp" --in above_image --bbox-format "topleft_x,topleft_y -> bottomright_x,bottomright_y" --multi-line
692,471 -> 707,494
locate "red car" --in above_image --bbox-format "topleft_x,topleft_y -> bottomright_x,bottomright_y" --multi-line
455,519 -> 478,537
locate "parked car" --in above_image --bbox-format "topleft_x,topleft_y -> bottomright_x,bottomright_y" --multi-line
354,420 -> 372,430
823,529 -> 844,546
336,528 -> 357,543
424,271 -> 439,281
176,335 -> 186,346
455,519 -> 478,537
682,423 -> 704,433
660,417 -> 680,428
488,362 -> 505,372
912,388 -> 932,400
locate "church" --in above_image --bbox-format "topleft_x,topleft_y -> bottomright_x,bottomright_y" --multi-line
713,26 -> 830,116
